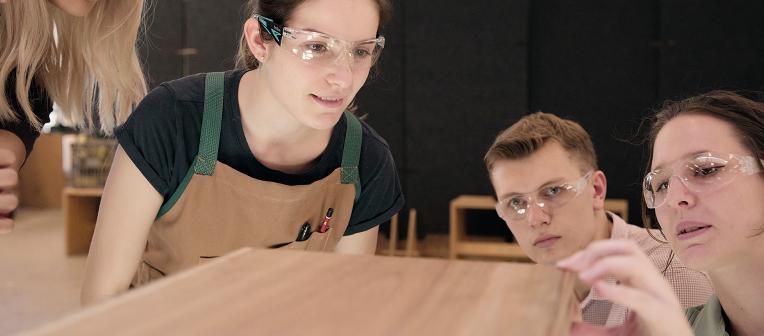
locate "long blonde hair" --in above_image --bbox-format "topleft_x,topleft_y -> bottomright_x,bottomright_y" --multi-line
0,0 -> 147,134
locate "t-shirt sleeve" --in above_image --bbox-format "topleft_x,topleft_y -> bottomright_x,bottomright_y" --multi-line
344,135 -> 405,236
2,74 -> 52,158
114,85 -> 179,198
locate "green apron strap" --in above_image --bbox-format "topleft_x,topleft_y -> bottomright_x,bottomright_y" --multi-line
193,72 -> 225,176
340,111 -> 363,201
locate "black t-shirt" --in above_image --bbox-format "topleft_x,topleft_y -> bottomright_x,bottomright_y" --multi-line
115,69 -> 404,235
1,70 -> 53,157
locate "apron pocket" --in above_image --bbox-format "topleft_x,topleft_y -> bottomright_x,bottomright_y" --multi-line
282,228 -> 333,251
198,256 -> 219,265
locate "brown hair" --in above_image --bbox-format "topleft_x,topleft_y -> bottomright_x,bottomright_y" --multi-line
642,90 -> 764,237
235,0 -> 393,70
484,112 -> 598,174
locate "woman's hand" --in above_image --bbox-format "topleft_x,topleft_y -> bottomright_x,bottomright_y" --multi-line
0,149 -> 21,234
0,130 -> 29,234
557,239 -> 693,336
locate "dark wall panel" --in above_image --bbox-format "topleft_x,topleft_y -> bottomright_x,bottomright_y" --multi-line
659,0 -> 764,99
140,0 -> 184,88
185,0 -> 247,74
530,0 -> 657,225
356,1 -> 406,189
405,0 -> 529,233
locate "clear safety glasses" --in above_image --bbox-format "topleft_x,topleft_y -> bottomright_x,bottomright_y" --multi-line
255,14 -> 385,70
643,152 -> 764,208
496,171 -> 593,221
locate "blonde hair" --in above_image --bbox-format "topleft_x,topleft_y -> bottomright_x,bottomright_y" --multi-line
0,0 -> 147,134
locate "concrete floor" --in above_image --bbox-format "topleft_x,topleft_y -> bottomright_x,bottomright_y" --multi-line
0,208 -> 86,335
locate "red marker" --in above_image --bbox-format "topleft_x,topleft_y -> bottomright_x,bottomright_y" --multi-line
318,208 -> 334,233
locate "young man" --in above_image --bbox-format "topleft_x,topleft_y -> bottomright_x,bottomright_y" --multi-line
483,112 -> 712,327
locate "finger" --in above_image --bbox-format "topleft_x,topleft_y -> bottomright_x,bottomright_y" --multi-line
0,168 -> 18,189
0,192 -> 19,213
594,280 -> 679,319
0,149 -> 16,168
595,281 -> 690,335
557,239 -> 641,271
0,216 -> 13,234
581,255 -> 677,301
579,254 -> 654,287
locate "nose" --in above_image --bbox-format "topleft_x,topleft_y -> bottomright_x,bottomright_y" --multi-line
664,175 -> 696,209
527,200 -> 551,228
325,52 -> 353,89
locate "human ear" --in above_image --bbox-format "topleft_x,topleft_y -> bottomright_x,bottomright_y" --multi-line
243,18 -> 270,62
591,170 -> 607,211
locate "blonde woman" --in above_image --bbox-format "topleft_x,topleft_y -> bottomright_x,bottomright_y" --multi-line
0,0 -> 146,233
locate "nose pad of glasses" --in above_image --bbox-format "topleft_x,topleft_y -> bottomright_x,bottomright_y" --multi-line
664,175 -> 694,204
669,175 -> 691,190
527,201 -> 550,225
331,49 -> 355,68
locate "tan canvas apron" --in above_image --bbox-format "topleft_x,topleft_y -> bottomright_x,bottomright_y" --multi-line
132,72 -> 363,286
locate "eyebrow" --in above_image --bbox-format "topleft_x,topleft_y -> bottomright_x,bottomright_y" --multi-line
652,150 -> 712,170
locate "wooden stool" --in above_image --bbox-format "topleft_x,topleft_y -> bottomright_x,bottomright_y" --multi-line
383,208 -> 419,257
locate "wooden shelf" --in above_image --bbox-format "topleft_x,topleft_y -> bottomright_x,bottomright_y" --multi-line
449,195 -> 528,260
63,187 -> 103,255
63,187 -> 103,197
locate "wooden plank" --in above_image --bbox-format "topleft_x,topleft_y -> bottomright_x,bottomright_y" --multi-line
27,248 -> 575,336
450,195 -> 496,209
63,190 -> 101,255
455,241 -> 529,260
63,188 -> 103,198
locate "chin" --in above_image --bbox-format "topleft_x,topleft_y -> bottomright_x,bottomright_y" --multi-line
530,250 -> 565,265
675,245 -> 717,271
311,112 -> 344,130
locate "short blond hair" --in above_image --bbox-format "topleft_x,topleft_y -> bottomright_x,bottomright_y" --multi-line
484,112 -> 598,173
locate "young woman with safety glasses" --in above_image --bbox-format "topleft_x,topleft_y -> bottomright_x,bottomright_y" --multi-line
82,0 -> 403,304
559,90 -> 764,336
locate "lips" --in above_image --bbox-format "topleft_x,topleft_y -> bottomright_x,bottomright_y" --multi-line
533,234 -> 561,247
675,221 -> 713,240
311,94 -> 344,108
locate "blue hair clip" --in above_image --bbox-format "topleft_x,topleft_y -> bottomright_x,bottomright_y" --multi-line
255,15 -> 284,45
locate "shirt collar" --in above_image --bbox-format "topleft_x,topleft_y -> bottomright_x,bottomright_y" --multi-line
607,211 -> 629,239
691,296 -> 729,336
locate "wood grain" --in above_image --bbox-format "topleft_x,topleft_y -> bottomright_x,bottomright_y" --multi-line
27,248 -> 575,336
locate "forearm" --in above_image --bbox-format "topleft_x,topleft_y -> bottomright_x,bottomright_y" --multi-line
81,147 -> 163,305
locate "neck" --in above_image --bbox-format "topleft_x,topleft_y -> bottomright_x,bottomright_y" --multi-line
708,253 -> 764,336
573,211 -> 613,301
237,70 -> 332,173
594,210 -> 614,241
